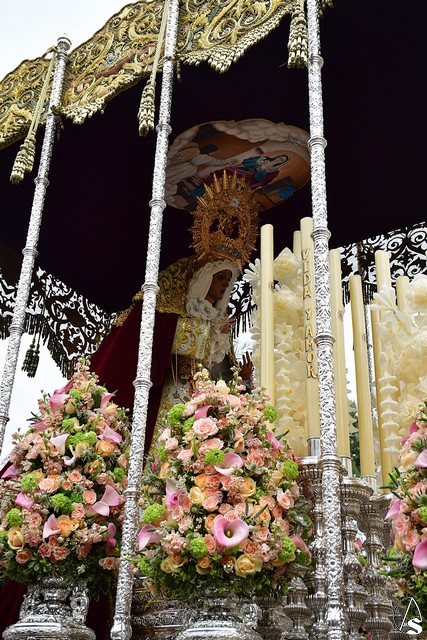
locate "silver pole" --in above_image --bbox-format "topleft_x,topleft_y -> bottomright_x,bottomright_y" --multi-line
0,36 -> 71,456
306,1 -> 347,638
110,1 -> 180,638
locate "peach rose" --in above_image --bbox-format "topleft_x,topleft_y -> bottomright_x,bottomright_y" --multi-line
239,477 -> 257,498
68,470 -> 83,483
83,489 -> 97,504
196,556 -> 212,574
189,486 -> 205,506
160,554 -> 187,573
95,440 -> 115,457
194,473 -> 208,490
15,549 -> 32,564
57,515 -> 79,537
235,554 -> 263,577
38,477 -> 58,493
205,514 -> 217,533
202,496 -> 221,512
8,527 -> 25,550
277,488 -> 294,510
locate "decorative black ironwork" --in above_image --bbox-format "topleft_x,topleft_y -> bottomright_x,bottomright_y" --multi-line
340,221 -> 427,303
0,259 -> 113,378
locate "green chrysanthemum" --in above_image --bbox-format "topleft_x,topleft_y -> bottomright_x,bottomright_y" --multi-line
188,537 -> 209,559
182,416 -> 195,433
20,473 -> 38,493
167,404 -> 186,427
49,493 -> 73,514
113,467 -> 125,482
204,448 -> 225,466
277,537 -> 296,562
142,504 -> 166,525
6,508 -> 23,527
263,405 -> 278,423
417,506 -> 427,523
282,459 -> 299,481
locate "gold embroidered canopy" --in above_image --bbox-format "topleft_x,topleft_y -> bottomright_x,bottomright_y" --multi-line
0,0 -> 331,150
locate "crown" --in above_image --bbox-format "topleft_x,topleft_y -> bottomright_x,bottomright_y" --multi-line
190,171 -> 259,271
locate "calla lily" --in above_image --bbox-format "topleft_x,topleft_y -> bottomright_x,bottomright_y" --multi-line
101,392 -> 115,408
267,431 -> 283,451
138,524 -> 160,550
107,523 -> 117,547
385,499 -> 401,519
43,513 -> 61,539
49,393 -> 70,412
16,492 -> 35,510
212,516 -> 249,549
1,463 -> 19,479
413,539 -> 427,569
55,380 -> 73,394
32,420 -> 50,432
214,453 -> 243,476
99,426 -> 122,444
195,405 -> 213,420
63,454 -> 77,466
415,450 -> 427,468
290,534 -> 310,554
88,485 -> 121,516
50,433 -> 69,455
166,480 -> 186,507
409,421 -> 419,434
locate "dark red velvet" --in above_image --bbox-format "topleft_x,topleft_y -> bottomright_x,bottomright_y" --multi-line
90,302 -> 179,454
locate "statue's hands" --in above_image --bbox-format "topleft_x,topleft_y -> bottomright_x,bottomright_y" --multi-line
239,351 -> 253,381
220,318 -> 235,334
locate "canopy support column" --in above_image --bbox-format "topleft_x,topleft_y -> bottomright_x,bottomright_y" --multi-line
110,1 -> 180,639
306,1 -> 348,638
0,36 -> 71,456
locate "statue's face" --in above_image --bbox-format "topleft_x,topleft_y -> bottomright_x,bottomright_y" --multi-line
206,270 -> 232,303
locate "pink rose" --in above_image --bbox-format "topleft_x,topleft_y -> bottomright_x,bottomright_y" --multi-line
38,543 -> 52,558
52,546 -> 70,561
277,488 -> 294,510
177,449 -> 193,461
83,490 -> 97,505
68,470 -> 83,483
15,549 -> 32,564
38,478 -> 58,493
165,438 -> 179,451
202,496 -> 221,512
403,529 -> 421,550
193,418 -> 218,440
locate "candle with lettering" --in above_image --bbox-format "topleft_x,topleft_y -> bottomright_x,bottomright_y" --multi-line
260,224 -> 275,405
349,275 -> 376,478
300,217 -> 320,438
329,249 -> 350,457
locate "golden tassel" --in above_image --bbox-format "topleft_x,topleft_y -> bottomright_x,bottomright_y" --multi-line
137,0 -> 170,136
138,82 -> 156,136
10,132 -> 37,185
10,47 -> 57,184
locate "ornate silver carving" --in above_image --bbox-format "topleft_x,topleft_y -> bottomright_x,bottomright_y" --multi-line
3,576 -> 95,640
360,493 -> 393,640
109,2 -> 180,639
130,578 -> 185,639
255,596 -> 292,640
306,0 -> 347,637
282,568 -> 311,640
299,458 -> 328,640
340,477 -> 372,640
0,37 -> 71,455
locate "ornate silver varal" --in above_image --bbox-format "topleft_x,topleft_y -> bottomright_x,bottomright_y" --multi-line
130,578 -> 185,639
255,596 -> 292,640
305,0 -> 347,638
3,576 -> 95,640
109,2 -> 180,640
0,36 -> 70,455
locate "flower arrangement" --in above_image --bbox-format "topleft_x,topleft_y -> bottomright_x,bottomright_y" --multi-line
137,368 -> 312,599
384,399 -> 427,614
0,358 -> 130,598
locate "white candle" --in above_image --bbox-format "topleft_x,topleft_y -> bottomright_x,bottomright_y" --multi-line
260,224 -> 275,405
329,249 -> 350,457
300,217 -> 320,438
349,275 -> 376,478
